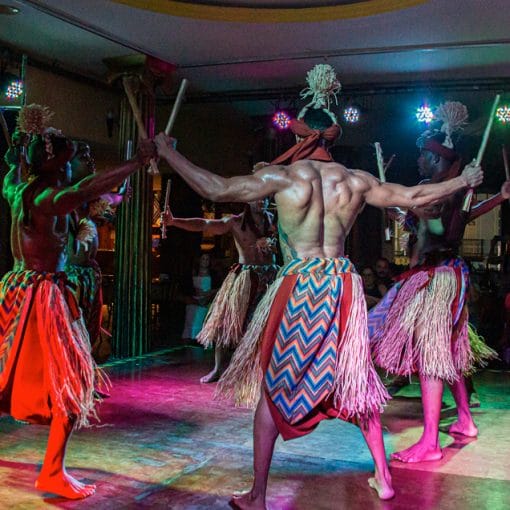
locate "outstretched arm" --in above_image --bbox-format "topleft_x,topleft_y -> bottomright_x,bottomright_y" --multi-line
155,133 -> 289,202
363,162 -> 483,209
164,207 -> 236,236
34,141 -> 155,216
469,180 -> 510,221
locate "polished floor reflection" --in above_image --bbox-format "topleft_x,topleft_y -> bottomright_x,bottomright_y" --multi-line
0,347 -> 509,509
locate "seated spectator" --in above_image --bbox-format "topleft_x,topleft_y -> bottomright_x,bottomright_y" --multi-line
361,266 -> 388,309
375,257 -> 394,289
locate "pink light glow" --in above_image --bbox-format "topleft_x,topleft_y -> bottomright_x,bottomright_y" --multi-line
273,111 -> 291,130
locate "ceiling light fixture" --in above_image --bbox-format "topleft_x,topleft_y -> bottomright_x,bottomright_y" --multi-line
343,106 -> 360,123
416,105 -> 434,123
496,105 -> 510,124
272,111 -> 291,130
5,78 -> 22,99
0,71 -> 23,102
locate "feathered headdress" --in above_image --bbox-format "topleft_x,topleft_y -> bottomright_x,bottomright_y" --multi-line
16,104 -> 54,135
299,64 -> 341,122
17,104 -> 66,161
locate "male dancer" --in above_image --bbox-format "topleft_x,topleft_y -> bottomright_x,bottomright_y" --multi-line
370,102 -> 508,463
163,195 -> 278,383
0,105 -> 154,499
155,65 -> 482,507
67,140 -> 129,362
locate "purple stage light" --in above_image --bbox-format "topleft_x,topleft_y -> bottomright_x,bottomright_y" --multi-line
273,111 -> 291,130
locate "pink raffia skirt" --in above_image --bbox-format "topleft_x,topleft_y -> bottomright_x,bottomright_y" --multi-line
369,258 -> 473,382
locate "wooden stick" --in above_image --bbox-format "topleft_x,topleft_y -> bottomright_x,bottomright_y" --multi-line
374,142 -> 391,240
0,109 -> 11,148
374,142 -> 386,182
462,94 -> 501,211
161,179 -> 171,239
122,76 -> 159,175
165,79 -> 188,135
164,179 -> 171,210
475,94 -> 501,167
157,78 -> 188,184
384,154 -> 396,174
122,77 -> 147,138
503,145 -> 510,181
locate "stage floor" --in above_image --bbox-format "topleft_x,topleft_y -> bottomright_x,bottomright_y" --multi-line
0,347 -> 509,509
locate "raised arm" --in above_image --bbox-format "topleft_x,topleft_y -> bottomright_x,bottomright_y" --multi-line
164,206 -> 236,236
469,180 -> 510,221
35,141 -> 154,216
155,133 -> 290,202
363,162 -> 483,209
2,138 -> 26,204
2,165 -> 22,205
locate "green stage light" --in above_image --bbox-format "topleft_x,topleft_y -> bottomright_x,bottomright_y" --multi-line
5,78 -> 22,100
416,105 -> 434,124
496,105 -> 510,124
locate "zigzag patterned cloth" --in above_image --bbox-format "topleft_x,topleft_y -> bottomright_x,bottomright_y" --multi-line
0,272 -> 30,379
265,258 -> 355,424
0,271 -> 81,380
0,270 -> 97,428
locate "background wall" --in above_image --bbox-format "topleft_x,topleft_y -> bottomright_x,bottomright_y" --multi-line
24,65 -> 122,167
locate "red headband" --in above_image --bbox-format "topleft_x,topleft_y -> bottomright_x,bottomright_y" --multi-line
271,119 -> 341,165
422,138 -> 458,162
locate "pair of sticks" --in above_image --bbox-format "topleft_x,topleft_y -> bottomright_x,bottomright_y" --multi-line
122,76 -> 188,175
122,77 -> 188,239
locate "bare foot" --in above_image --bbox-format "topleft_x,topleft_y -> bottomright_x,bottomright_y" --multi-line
35,472 -> 96,500
368,476 -> 395,500
200,369 -> 222,384
448,420 -> 478,437
229,491 -> 266,510
390,441 -> 443,463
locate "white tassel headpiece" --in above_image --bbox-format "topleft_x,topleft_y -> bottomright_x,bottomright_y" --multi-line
435,101 -> 468,148
299,64 -> 341,112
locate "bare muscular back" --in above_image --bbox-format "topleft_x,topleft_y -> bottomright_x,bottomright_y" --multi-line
156,134 -> 483,261
274,160 -> 367,259
230,215 -> 274,265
